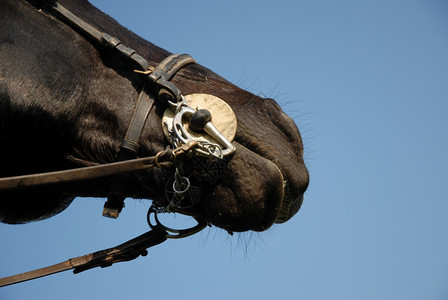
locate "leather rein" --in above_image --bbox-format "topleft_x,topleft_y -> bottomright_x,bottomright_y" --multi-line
0,0 -> 235,287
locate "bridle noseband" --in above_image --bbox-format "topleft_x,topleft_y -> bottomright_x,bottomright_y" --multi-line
0,0 -> 237,287
104,53 -> 198,218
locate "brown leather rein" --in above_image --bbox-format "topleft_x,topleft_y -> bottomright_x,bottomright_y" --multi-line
0,141 -> 196,191
0,0 -> 228,287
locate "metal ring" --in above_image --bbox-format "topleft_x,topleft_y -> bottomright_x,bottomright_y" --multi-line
154,151 -> 163,168
146,205 -> 208,239
172,176 -> 190,195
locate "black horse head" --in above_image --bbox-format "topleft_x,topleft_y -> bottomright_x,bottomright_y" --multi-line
0,0 -> 309,232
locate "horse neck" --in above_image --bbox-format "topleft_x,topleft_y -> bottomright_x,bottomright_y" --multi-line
1,0 -> 170,195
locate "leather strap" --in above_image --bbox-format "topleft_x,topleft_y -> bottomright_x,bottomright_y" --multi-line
120,86 -> 155,154
0,226 -> 168,287
30,0 -> 149,71
118,54 -> 196,156
0,142 -> 198,191
148,54 -> 196,101
104,54 -> 195,218
0,150 -> 174,190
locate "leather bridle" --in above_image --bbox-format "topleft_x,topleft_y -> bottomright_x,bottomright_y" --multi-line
0,0 -> 236,287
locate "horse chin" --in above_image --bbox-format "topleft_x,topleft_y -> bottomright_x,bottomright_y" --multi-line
195,143 -> 289,232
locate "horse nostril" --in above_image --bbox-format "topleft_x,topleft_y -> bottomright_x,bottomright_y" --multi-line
264,98 -> 300,142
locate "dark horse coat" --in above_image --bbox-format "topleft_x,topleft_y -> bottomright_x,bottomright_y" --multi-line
0,0 -> 309,232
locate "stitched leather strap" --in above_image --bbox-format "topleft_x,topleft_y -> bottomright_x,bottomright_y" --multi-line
0,226 -> 168,287
0,150 -> 174,190
120,86 -> 154,154
148,54 -> 196,101
104,54 -> 195,217
121,54 -> 196,156
30,0 -> 149,71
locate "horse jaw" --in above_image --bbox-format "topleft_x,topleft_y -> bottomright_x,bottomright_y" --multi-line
192,144 -> 284,232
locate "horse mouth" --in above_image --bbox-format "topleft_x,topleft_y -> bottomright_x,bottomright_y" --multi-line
271,161 -> 304,224
192,142 -> 306,232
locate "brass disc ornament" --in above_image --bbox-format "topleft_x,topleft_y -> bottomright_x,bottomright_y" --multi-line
162,93 -> 237,156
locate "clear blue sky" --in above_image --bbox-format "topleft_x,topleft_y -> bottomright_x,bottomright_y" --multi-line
2,1 -> 448,299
